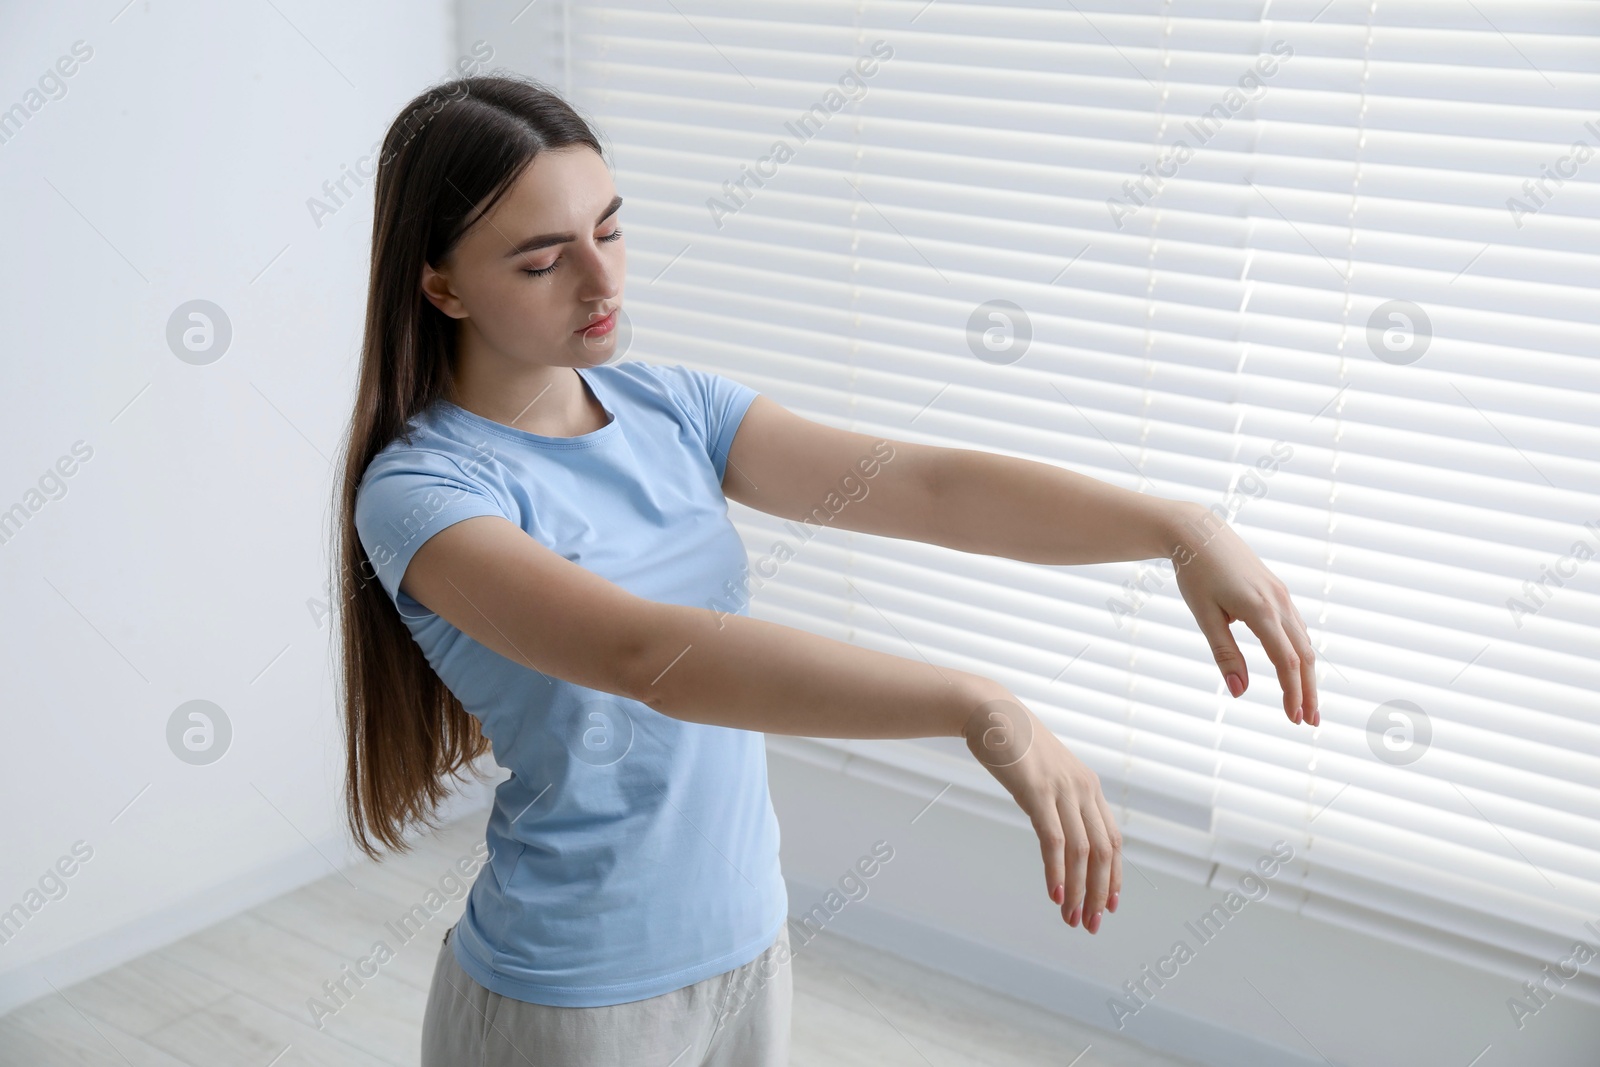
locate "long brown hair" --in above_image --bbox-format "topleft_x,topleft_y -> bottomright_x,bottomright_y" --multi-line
329,74 -> 606,860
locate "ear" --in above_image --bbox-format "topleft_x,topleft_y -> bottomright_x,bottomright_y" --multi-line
421,260 -> 468,319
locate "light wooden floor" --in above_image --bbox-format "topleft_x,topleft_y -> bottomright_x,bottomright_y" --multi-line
0,813 -> 1199,1067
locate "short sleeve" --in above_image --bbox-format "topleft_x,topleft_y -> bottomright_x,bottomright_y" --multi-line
353,448 -> 507,613
648,362 -> 760,482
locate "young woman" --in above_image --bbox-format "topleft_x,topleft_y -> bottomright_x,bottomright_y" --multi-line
332,74 -> 1319,1067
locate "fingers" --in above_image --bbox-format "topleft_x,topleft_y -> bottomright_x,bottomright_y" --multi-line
1071,785 -> 1116,934
1192,600 -> 1250,701
1281,604 -> 1320,727
1234,592 -> 1305,724
1028,798 -> 1068,916
1189,564 -> 1323,728
1053,792 -> 1092,929
1095,789 -> 1123,914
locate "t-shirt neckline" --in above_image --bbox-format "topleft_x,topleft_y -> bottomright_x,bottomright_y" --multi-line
437,366 -> 619,450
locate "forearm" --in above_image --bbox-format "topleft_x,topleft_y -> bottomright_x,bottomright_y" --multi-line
628,600 -> 1001,740
927,447 -> 1201,566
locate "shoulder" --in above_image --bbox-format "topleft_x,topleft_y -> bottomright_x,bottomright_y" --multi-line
352,426 -> 510,601
354,414 -> 506,539
357,405 -> 491,491
358,441 -> 488,494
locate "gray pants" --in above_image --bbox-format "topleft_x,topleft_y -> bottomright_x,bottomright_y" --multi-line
420,922 -> 793,1066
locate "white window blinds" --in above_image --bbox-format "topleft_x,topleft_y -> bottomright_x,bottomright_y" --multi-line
552,0 -> 1600,1003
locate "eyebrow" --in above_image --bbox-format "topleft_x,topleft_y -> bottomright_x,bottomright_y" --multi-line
503,195 -> 624,258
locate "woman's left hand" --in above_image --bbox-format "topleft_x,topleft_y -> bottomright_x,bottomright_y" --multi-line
1168,506 -> 1320,726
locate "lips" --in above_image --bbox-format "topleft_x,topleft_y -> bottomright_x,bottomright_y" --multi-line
577,309 -> 618,336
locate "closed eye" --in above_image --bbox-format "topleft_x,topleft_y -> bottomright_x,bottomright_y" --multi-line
523,228 -> 624,277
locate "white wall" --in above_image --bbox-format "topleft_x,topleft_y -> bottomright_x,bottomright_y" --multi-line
0,0 -> 494,1015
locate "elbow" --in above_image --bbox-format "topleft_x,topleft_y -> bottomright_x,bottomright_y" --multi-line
623,654 -> 666,712
615,599 -> 676,711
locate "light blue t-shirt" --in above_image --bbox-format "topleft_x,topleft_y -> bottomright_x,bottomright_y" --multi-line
352,359 -> 786,1007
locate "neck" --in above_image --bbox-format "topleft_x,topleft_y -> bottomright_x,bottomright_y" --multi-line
447,329 -> 595,436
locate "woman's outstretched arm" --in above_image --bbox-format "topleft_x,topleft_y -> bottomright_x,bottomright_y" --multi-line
721,395 -> 1319,727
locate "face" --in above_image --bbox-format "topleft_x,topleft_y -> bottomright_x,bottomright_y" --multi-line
421,145 -> 624,367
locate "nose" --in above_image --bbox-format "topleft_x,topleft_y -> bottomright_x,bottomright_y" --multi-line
575,235 -> 622,304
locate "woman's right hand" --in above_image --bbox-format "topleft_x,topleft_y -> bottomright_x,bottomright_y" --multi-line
960,691 -> 1122,933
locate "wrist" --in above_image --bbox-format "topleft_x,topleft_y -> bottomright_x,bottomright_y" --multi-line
1158,499 -> 1211,566
958,686 -> 1040,768
950,674 -> 1012,739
